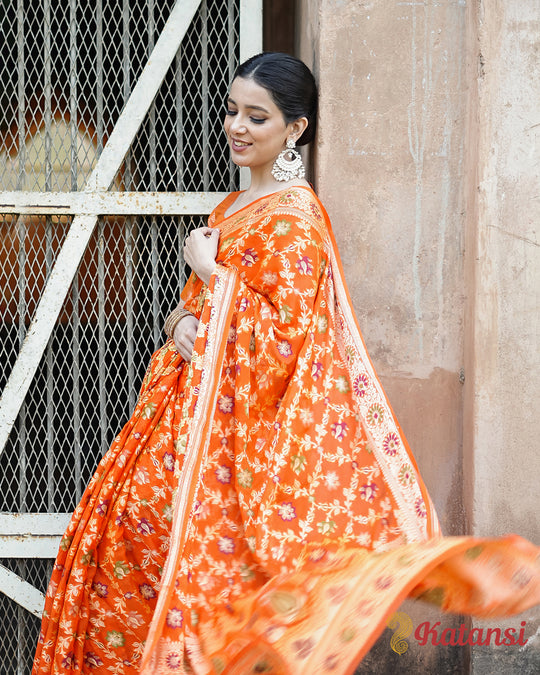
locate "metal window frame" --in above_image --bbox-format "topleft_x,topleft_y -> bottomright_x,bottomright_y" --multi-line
0,0 -> 262,617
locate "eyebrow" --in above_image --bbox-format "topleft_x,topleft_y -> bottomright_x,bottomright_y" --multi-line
227,97 -> 270,114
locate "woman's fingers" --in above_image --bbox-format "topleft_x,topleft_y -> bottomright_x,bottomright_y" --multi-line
173,315 -> 199,361
183,228 -> 220,280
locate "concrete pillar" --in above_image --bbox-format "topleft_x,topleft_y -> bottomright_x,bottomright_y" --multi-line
463,1 -> 540,672
297,0 -> 539,672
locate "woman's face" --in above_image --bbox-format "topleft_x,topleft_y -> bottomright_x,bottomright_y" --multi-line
224,77 -> 301,176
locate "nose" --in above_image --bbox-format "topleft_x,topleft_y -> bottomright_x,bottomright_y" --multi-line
229,114 -> 247,135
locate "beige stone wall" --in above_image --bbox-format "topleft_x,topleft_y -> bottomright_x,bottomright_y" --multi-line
298,0 -> 469,535
297,0 -> 539,671
463,1 -> 540,542
463,1 -> 540,671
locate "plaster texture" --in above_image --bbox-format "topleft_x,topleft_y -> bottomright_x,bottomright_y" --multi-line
463,1 -> 540,671
298,0 -> 468,533
297,0 -> 540,672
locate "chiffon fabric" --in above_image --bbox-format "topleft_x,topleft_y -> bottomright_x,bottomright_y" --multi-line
33,187 -> 540,675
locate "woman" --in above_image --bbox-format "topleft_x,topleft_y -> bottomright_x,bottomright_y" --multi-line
33,53 -> 539,675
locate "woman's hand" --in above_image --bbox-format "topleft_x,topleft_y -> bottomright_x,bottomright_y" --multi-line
183,227 -> 220,285
173,314 -> 199,361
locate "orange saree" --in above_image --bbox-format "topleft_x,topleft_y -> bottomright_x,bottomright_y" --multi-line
33,187 -> 540,675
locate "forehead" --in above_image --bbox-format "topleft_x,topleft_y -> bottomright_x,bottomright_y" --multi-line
228,76 -> 280,112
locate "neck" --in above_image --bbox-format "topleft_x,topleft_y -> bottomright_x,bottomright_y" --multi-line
243,166 -> 282,199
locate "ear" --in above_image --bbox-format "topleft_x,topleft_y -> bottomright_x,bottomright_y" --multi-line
288,116 -> 309,143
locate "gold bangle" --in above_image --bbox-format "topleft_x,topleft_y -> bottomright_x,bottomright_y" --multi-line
163,307 -> 194,340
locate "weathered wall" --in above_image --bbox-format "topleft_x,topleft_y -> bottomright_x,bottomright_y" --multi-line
297,0 -> 539,672
463,0 -> 540,672
298,0 -> 468,529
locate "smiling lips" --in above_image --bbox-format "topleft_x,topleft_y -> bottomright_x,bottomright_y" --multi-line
231,138 -> 252,151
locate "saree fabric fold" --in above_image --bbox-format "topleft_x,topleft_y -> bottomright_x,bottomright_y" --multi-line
33,187 -> 540,675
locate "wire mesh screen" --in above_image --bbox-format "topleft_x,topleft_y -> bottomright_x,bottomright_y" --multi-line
0,0 -> 246,668
0,212 -> 206,513
0,559 -> 52,672
0,0 -> 239,192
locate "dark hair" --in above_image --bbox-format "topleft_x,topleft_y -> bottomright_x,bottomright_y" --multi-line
234,52 -> 318,146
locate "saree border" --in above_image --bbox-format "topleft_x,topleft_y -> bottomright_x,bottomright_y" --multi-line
315,194 -> 440,542
140,265 -> 241,672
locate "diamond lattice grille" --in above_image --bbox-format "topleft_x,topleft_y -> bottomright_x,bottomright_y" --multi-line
0,559 -> 52,671
1,0 -> 238,192
1,213 -> 205,513
0,0 -> 248,667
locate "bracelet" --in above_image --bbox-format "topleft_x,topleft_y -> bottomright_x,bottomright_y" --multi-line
163,307 -> 194,340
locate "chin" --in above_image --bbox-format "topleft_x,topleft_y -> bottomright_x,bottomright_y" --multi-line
230,155 -> 251,168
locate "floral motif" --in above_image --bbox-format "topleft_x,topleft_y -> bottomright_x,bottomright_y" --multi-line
299,408 -> 314,425
278,502 -> 296,521
59,535 -> 73,551
415,497 -> 427,518
139,584 -> 156,600
317,520 -> 337,535
324,654 -> 339,670
311,361 -> 323,380
293,638 -> 315,659
92,582 -> 108,598
353,373 -> 369,397
106,631 -> 125,648
241,248 -> 258,266
399,464 -> 415,486
218,395 -> 234,414
163,452 -> 175,471
335,375 -> 350,393
277,340 -> 292,357
166,608 -> 184,629
375,576 -> 394,590
278,192 -> 295,205
83,652 -> 103,668
324,472 -> 340,490
309,548 -> 327,562
274,219 -> 292,235
113,561 -> 130,579
137,518 -> 155,536
331,421 -> 348,440
215,465 -> 232,484
61,652 -> 76,669
218,537 -> 235,554
141,402 -> 156,419
367,403 -> 384,425
134,466 -> 150,484
317,314 -> 329,333
296,256 -> 313,275
360,482 -> 378,503
95,501 -> 109,516
383,432 -> 399,456
327,585 -> 347,604
227,325 -> 237,343
291,454 -> 307,475
237,468 -> 253,488
162,503 -> 173,522
166,652 -> 183,669
279,304 -> 293,323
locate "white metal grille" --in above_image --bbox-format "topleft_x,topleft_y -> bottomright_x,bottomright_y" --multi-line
1,0 -> 240,192
0,0 -> 262,669
0,559 -> 51,673
0,212 -> 206,511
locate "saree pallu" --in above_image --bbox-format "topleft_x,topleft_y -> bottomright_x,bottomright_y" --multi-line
33,187 -> 540,675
